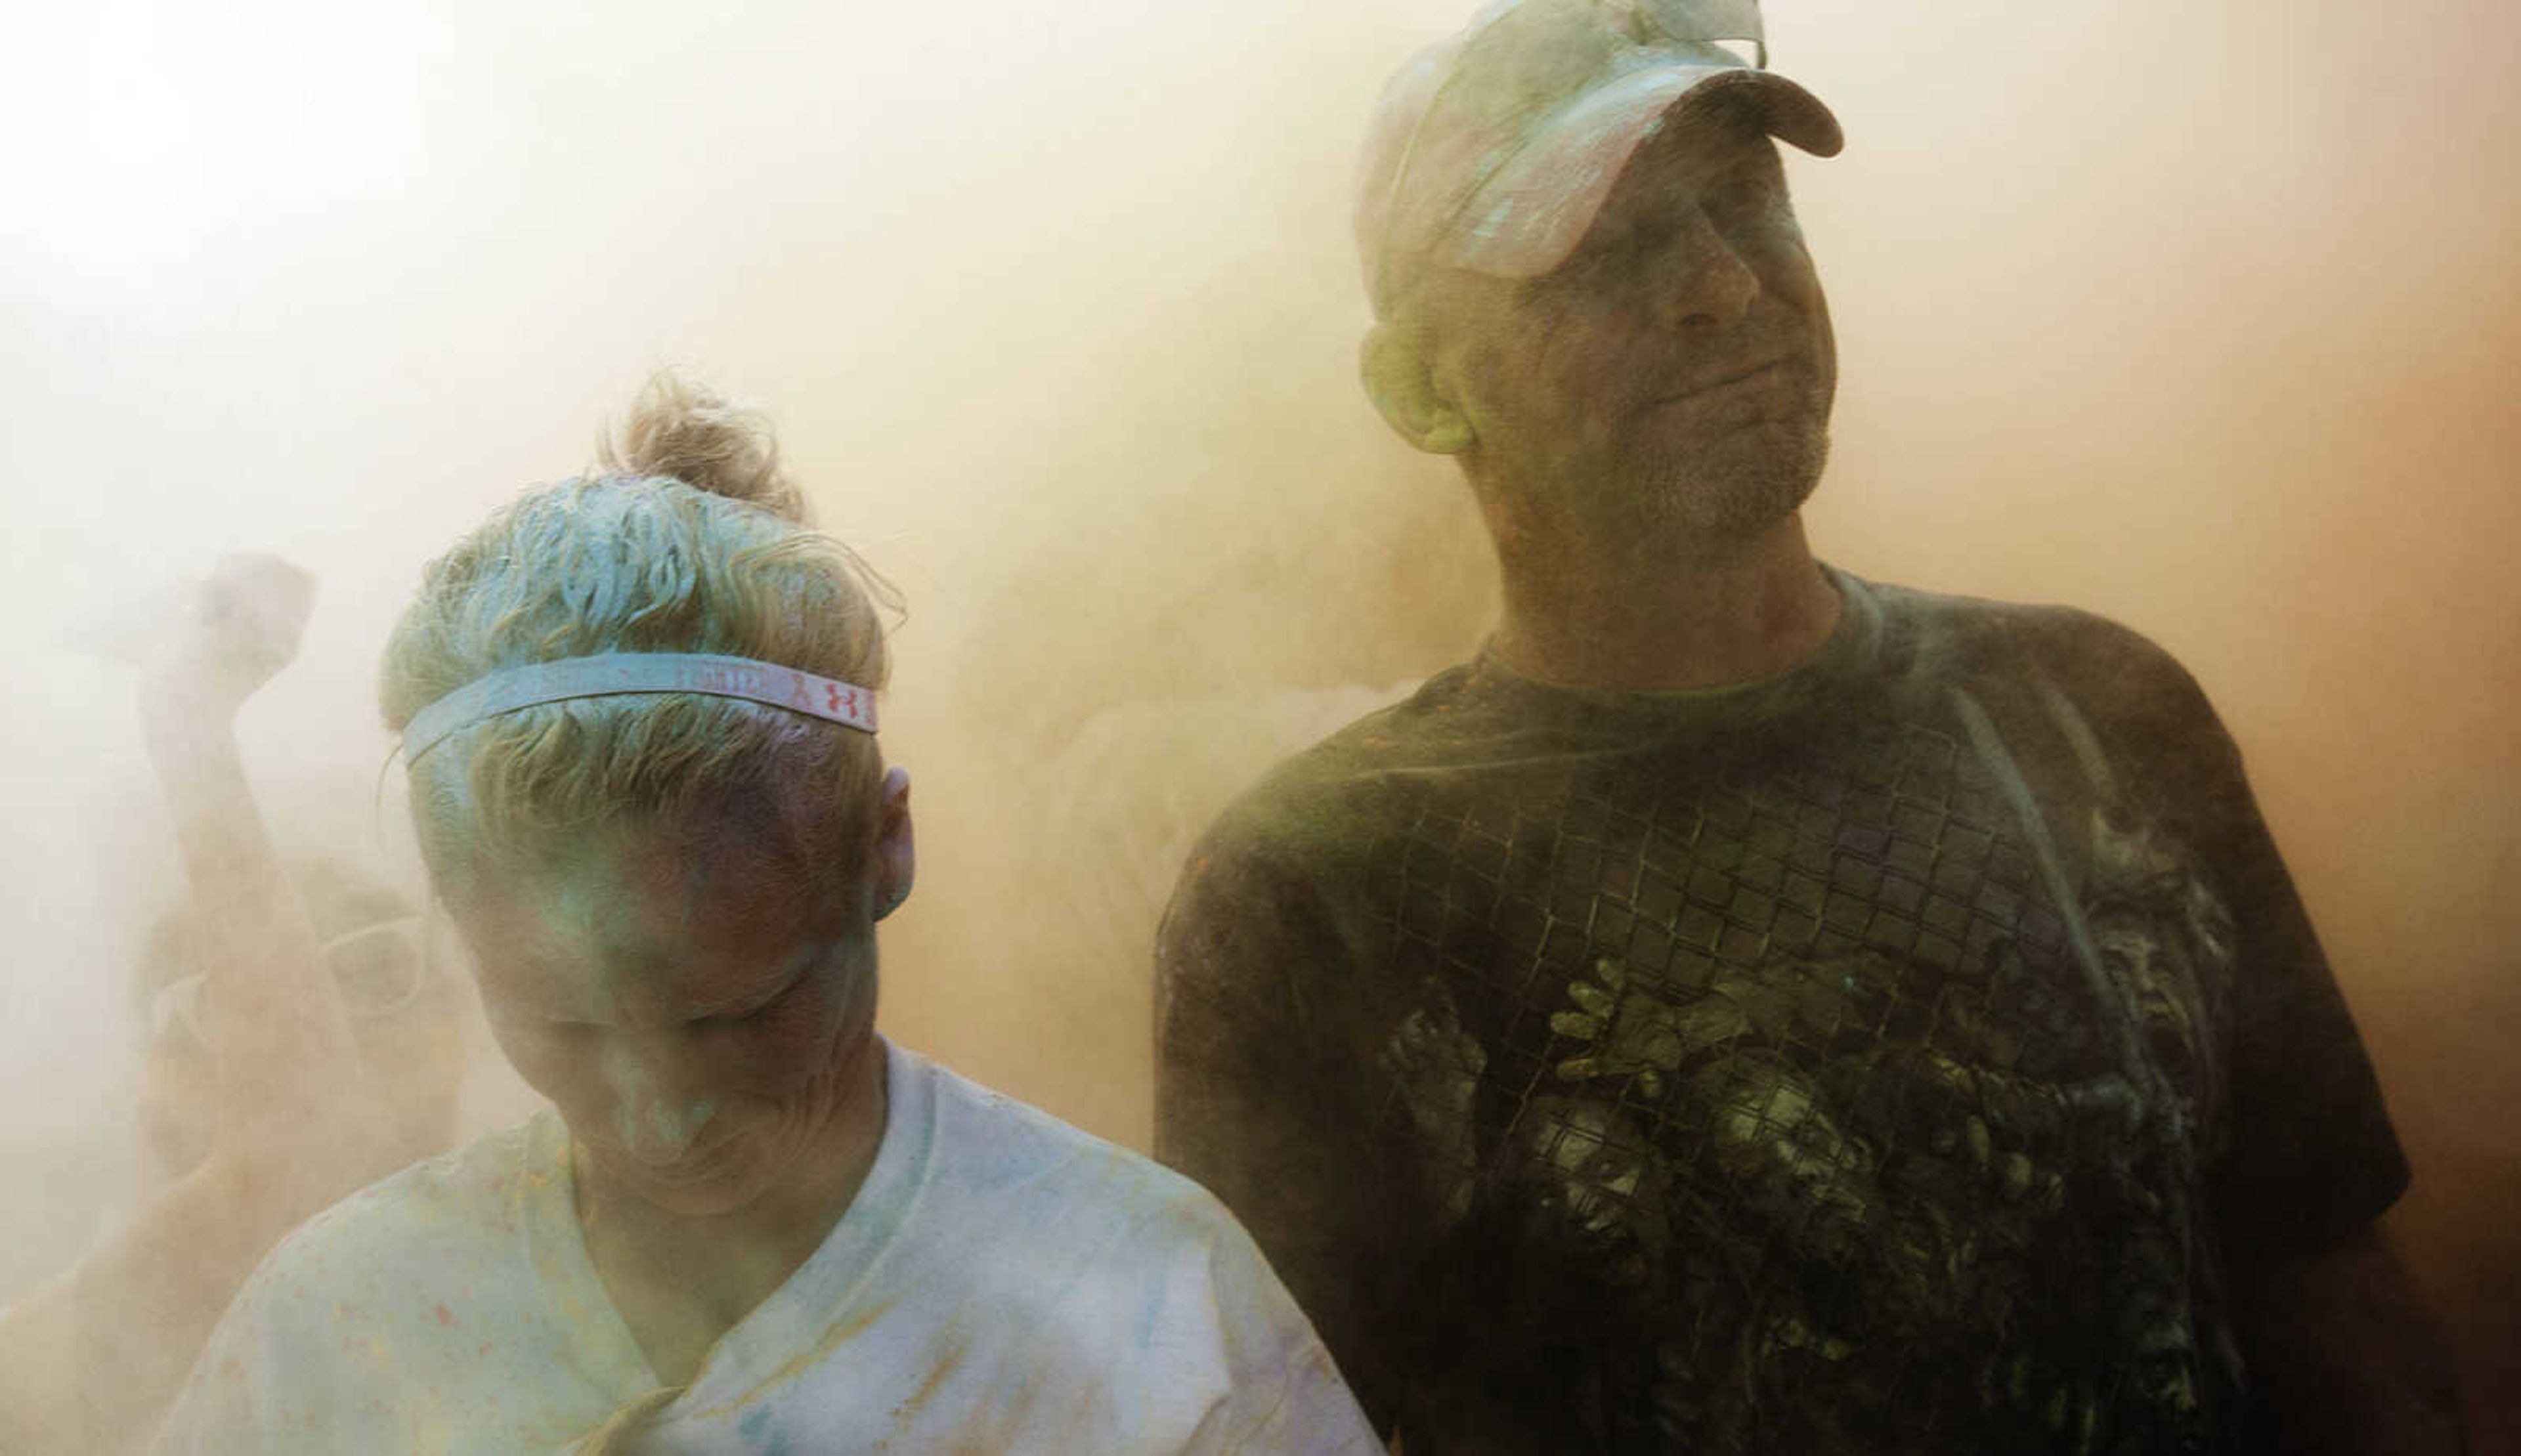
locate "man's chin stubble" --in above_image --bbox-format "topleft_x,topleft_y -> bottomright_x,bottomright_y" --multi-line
1624,423 -> 1831,546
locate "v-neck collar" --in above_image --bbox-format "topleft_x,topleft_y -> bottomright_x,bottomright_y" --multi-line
520,1107 -> 658,1406
520,1038 -> 939,1424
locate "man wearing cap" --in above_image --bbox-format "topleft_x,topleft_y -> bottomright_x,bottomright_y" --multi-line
1153,1 -> 2463,1450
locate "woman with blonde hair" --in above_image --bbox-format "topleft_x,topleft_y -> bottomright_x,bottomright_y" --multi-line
156,377 -> 1376,1453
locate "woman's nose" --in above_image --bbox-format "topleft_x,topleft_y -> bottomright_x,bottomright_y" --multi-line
596,1033 -> 718,1165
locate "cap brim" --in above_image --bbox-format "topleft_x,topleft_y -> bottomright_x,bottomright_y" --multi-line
1438,64 -> 1842,280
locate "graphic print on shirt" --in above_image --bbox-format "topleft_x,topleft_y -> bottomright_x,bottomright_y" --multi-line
1364,708 -> 2243,1452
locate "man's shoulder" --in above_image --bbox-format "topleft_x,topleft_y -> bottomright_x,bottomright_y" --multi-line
1266,662 -> 1496,775
1872,575 -> 2176,662
1861,574 -> 2248,817
1864,575 -> 2211,710
1190,662 -> 1504,855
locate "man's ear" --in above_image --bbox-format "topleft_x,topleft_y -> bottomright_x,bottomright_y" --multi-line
1362,322 -> 1473,456
871,765 -> 914,921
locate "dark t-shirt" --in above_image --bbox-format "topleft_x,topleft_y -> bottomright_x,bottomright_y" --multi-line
1154,570 -> 2407,1454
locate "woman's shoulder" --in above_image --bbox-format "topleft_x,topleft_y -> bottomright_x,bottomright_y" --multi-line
157,1112 -> 602,1452
234,1111 -> 558,1314
876,1050 -> 1322,1357
897,1048 -> 1241,1247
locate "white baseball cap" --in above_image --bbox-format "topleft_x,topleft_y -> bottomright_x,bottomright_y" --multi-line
1354,0 -> 1842,316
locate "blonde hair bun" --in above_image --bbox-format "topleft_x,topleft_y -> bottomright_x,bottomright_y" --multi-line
383,374 -> 894,866
599,372 -> 806,523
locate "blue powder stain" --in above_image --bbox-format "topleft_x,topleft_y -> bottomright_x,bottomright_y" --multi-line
737,1403 -> 793,1456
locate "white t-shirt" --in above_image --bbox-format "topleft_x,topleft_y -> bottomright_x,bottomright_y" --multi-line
154,1042 -> 1381,1454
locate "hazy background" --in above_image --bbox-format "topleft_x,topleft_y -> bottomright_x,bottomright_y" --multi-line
2,0 -> 2512,1443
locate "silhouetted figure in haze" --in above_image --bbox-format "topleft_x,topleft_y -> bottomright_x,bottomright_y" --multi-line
154,376 -> 1379,1453
129,859 -> 462,1189
1154,1 -> 2465,1451
0,555 -> 465,1453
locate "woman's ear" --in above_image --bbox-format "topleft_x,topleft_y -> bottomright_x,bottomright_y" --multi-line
872,765 -> 914,921
1362,322 -> 1473,456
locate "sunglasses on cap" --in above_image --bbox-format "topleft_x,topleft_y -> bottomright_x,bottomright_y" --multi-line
146,916 -> 435,1052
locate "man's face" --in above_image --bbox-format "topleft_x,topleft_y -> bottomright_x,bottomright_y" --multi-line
1417,107 -> 1836,543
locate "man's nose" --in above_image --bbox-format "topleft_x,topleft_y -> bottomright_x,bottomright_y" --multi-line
1653,206 -> 1761,331
597,1033 -> 718,1165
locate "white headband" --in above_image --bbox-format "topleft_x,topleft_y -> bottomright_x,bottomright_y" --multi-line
401,653 -> 878,764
